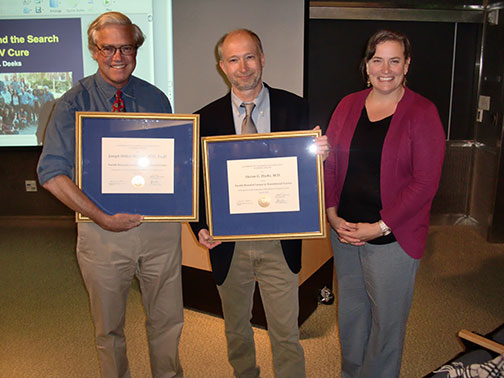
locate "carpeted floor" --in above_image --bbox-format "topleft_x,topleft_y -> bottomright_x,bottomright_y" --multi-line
0,219 -> 503,377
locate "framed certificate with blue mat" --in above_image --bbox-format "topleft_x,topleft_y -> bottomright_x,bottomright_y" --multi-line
75,112 -> 199,222
202,130 -> 325,241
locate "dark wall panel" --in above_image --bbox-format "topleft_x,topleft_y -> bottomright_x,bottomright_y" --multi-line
0,148 -> 71,216
451,23 -> 480,140
307,19 -> 479,140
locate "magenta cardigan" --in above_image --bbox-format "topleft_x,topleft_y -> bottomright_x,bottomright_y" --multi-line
324,87 -> 446,259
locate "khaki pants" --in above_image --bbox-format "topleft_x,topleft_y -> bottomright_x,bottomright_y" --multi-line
77,222 -> 184,378
217,240 -> 305,378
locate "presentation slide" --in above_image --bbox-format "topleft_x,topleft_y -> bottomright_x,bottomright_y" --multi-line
0,0 -> 173,147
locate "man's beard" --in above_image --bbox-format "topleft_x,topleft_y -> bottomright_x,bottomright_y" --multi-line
231,72 -> 262,92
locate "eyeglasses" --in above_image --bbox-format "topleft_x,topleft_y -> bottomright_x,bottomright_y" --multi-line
96,45 -> 137,57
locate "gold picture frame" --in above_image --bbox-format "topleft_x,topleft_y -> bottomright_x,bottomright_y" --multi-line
202,130 -> 326,241
75,112 -> 199,222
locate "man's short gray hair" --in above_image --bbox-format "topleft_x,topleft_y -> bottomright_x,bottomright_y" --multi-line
87,11 -> 145,53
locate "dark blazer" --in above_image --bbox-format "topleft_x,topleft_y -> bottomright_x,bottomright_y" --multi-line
191,84 -> 308,285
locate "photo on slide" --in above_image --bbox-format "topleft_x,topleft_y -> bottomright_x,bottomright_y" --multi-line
0,72 -> 72,142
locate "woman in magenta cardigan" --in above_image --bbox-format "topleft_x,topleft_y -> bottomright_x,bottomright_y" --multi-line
324,30 -> 445,378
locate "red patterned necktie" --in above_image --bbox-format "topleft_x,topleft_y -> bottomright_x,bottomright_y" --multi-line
112,90 -> 126,112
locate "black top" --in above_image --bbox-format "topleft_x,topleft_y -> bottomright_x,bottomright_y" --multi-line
338,107 -> 396,245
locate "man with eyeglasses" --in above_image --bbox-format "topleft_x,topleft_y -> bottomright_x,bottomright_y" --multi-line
37,12 -> 183,378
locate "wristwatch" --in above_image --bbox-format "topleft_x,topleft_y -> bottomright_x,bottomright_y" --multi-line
378,220 -> 391,236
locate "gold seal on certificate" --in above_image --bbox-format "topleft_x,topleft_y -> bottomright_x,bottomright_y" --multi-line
258,195 -> 271,208
131,175 -> 145,188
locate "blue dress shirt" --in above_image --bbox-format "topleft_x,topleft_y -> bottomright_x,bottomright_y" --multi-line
37,72 -> 172,185
230,84 -> 270,134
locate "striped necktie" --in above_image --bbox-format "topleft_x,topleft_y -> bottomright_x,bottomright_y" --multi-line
241,102 -> 257,134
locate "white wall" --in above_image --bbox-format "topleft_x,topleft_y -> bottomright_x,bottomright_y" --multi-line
172,0 -> 305,113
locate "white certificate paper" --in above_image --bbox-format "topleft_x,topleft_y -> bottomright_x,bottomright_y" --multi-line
227,156 -> 300,214
101,137 -> 174,194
